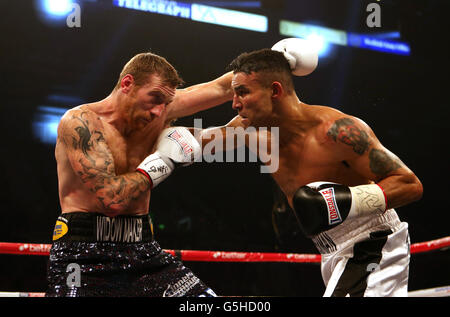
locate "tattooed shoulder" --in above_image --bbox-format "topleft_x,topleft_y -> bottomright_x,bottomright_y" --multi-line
369,148 -> 402,177
327,117 -> 371,155
65,110 -> 101,142
59,109 -> 107,160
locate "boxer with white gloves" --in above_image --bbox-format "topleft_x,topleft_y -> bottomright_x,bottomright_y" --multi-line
199,38 -> 423,297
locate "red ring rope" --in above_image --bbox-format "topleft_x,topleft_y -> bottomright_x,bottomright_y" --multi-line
0,236 -> 448,263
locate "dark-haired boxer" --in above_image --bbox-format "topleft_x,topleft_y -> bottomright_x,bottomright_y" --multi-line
46,52 -> 233,297
198,39 -> 423,296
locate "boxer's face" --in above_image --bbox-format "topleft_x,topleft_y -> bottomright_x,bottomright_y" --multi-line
123,74 -> 175,130
231,72 -> 273,127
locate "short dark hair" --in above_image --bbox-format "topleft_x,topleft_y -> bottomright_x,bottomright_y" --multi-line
115,52 -> 184,90
227,48 -> 294,93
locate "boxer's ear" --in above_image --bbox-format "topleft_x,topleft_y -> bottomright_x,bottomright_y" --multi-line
271,82 -> 284,99
120,74 -> 135,93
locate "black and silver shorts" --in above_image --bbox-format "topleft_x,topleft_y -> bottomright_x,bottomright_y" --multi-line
45,212 -> 215,297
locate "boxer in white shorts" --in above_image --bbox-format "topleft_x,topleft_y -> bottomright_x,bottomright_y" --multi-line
311,205 -> 410,296
201,39 -> 423,296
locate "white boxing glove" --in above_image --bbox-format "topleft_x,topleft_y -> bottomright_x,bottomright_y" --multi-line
271,38 -> 318,76
137,127 -> 201,188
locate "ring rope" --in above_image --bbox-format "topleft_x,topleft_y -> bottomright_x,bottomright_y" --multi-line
0,236 -> 448,263
0,237 -> 448,298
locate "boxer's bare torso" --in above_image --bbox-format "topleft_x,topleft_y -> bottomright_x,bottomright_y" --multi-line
55,71 -> 233,217
225,106 -> 377,205
233,105 -> 419,211
269,108 -> 370,202
221,70 -> 421,210
56,103 -> 167,216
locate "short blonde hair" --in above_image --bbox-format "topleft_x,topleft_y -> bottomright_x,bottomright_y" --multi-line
115,52 -> 184,89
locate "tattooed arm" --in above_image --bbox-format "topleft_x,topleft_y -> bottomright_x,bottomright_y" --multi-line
326,116 -> 423,210
58,109 -> 151,216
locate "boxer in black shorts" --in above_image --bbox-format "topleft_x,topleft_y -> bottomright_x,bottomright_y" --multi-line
46,52 -> 232,297
47,212 -> 214,296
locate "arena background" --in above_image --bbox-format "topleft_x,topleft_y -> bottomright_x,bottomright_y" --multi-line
0,0 -> 448,297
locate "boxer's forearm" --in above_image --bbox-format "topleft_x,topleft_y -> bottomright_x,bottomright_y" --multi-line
377,173 -> 423,210
188,126 -> 226,152
190,115 -> 252,152
77,159 -> 151,215
191,124 -> 240,152
96,172 -> 151,215
167,72 -> 233,120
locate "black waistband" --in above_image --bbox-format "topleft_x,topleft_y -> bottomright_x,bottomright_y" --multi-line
52,212 -> 154,243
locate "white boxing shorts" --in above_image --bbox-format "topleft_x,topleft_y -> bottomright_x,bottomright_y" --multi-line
311,209 -> 410,297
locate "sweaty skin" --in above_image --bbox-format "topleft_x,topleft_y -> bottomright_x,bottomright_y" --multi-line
200,71 -> 422,210
56,72 -> 233,217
